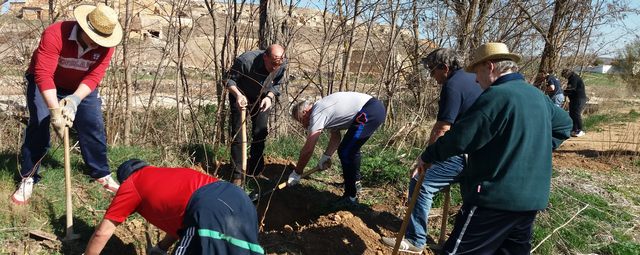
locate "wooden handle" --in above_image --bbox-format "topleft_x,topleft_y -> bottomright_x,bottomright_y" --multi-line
392,169 -> 426,255
241,108 -> 247,182
438,186 -> 451,245
63,126 -> 74,238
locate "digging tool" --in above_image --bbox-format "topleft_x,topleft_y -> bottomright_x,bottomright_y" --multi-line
392,168 -> 426,255
62,126 -> 80,241
251,160 -> 331,203
438,186 -> 451,246
241,107 -> 248,186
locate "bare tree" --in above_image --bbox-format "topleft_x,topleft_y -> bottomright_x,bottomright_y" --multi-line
259,0 -> 284,48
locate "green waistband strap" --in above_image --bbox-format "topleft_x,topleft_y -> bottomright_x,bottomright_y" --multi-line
197,229 -> 265,254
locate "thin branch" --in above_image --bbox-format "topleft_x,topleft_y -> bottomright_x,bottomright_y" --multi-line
531,204 -> 589,253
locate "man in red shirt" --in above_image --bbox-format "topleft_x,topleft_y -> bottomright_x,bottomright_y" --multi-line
12,4 -> 122,205
84,159 -> 263,255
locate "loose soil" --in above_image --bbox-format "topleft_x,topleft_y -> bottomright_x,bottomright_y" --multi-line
2,92 -> 639,254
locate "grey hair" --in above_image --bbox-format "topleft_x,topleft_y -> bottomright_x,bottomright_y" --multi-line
492,60 -> 519,74
291,100 -> 311,121
421,48 -> 464,71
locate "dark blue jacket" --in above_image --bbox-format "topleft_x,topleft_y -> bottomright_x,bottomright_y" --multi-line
226,50 -> 286,102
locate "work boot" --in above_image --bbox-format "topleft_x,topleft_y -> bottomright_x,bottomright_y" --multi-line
11,177 -> 34,205
96,174 -> 120,193
381,236 -> 424,254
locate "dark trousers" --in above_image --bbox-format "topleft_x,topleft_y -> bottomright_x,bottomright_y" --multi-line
20,74 -> 110,183
229,95 -> 269,179
174,181 -> 263,255
568,97 -> 587,132
442,204 -> 537,255
339,98 -> 386,197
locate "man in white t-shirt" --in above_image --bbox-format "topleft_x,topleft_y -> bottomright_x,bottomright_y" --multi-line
288,92 -> 386,205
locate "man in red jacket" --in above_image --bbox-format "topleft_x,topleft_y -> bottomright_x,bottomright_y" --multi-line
12,4 -> 122,205
84,159 -> 263,255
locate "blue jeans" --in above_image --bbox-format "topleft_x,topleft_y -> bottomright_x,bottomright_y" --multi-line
20,74 -> 110,183
550,94 -> 564,108
405,155 -> 464,248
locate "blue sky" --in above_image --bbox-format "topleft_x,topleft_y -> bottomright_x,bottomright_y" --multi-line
1,0 -> 638,57
595,2 -> 640,57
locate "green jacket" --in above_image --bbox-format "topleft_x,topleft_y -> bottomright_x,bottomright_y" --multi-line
421,73 -> 572,211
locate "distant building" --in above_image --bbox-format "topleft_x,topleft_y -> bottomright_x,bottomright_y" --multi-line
582,65 -> 614,74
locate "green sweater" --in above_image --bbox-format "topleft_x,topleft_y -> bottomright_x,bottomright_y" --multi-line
421,73 -> 572,211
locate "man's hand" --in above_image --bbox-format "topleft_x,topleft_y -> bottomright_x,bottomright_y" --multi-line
411,157 -> 429,177
147,245 -> 168,255
287,171 -> 301,186
49,107 -> 69,138
317,154 -> 332,170
236,94 -> 248,109
59,95 -> 81,126
259,96 -> 272,112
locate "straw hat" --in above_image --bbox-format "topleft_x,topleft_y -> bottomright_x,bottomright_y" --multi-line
74,4 -> 123,48
465,42 -> 521,73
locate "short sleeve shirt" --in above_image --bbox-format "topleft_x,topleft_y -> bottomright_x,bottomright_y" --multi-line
308,92 -> 372,132
437,69 -> 483,123
104,167 -> 218,237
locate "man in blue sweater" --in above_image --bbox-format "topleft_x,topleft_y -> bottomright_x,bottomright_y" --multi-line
416,42 -> 572,254
381,48 -> 482,254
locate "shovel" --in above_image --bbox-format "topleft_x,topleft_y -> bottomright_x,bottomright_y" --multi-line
241,107 -> 247,186
62,126 -> 80,241
251,159 -> 331,203
392,167 -> 425,255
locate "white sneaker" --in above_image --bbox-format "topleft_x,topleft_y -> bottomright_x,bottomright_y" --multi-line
381,236 -> 424,254
11,177 -> 34,205
96,175 -> 120,193
572,131 -> 586,137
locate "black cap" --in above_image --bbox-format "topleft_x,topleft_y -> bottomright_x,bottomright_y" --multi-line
116,159 -> 148,184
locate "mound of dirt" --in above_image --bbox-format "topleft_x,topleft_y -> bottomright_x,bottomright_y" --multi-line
297,211 -> 387,254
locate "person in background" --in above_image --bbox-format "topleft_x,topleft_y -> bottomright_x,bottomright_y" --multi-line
12,3 -> 122,205
539,71 -> 565,108
415,42 -> 572,253
380,48 -> 483,254
561,69 -> 588,137
84,159 -> 263,255
288,92 -> 386,206
226,44 -> 287,185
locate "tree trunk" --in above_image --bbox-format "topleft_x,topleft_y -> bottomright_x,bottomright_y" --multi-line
259,0 -> 283,49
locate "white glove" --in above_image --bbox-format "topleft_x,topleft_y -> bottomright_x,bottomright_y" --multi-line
59,94 -> 81,125
317,154 -> 331,170
147,245 -> 167,255
49,107 -> 67,139
287,171 -> 302,186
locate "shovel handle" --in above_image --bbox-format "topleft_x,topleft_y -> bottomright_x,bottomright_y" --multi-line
63,126 -> 75,239
241,108 -> 247,183
392,168 -> 426,255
